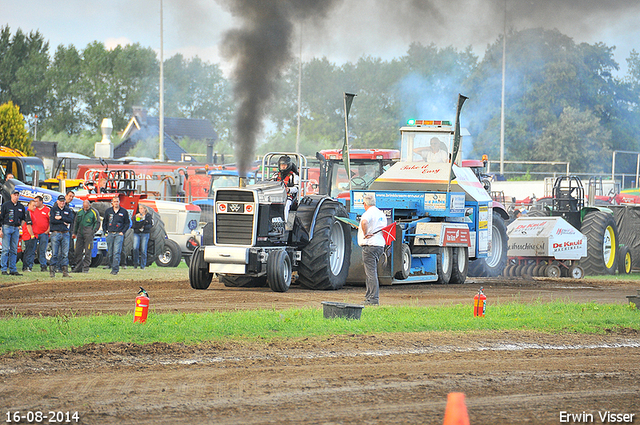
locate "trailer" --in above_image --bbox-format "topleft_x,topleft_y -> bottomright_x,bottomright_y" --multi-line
505,216 -> 587,278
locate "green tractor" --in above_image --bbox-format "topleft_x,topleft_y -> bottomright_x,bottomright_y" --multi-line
529,175 -> 623,275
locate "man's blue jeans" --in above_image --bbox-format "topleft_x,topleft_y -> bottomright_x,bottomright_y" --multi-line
1,225 -> 20,273
106,233 -> 124,273
37,233 -> 49,267
23,238 -> 37,270
50,231 -> 70,268
133,233 -> 150,269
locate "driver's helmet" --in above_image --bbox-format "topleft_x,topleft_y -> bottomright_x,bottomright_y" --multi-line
278,155 -> 292,173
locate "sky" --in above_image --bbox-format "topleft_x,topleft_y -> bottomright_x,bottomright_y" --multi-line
3,0 -> 640,77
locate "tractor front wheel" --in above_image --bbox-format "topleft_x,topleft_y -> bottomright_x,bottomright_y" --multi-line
156,239 -> 182,267
267,250 -> 292,292
189,246 -> 213,290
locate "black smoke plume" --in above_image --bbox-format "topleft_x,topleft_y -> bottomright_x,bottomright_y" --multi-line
219,0 -> 340,177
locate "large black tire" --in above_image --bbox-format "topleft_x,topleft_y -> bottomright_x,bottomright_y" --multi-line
449,247 -> 469,284
220,275 -> 268,287
297,201 -> 351,290
91,202 -> 111,218
156,238 -> 182,267
148,211 -> 166,262
526,209 -> 550,218
581,211 -> 618,275
122,228 -> 135,266
394,244 -> 411,280
436,246 -> 453,284
189,246 -> 213,290
267,250 -> 292,292
90,250 -> 104,268
468,212 -> 508,277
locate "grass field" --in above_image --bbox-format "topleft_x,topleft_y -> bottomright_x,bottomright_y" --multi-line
1,301 -> 638,354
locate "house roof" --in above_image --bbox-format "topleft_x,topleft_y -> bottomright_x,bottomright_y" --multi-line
114,131 -> 187,162
116,114 -> 218,162
146,117 -> 217,141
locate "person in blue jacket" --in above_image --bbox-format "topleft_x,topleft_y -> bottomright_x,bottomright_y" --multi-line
102,196 -> 130,275
49,195 -> 75,277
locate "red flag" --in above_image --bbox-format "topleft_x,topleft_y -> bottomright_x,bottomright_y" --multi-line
381,222 -> 397,245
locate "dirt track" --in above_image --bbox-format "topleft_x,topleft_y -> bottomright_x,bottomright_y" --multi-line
2,274 -> 640,424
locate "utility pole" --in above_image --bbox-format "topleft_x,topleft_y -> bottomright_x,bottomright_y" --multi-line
499,0 -> 506,175
295,22 -> 302,154
159,0 -> 165,162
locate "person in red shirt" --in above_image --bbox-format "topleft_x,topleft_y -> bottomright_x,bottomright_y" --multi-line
31,195 -> 51,272
21,200 -> 37,272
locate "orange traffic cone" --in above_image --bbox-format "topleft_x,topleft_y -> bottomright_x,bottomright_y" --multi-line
443,392 -> 470,425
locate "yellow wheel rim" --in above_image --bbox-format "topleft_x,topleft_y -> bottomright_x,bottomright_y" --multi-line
603,226 -> 616,269
625,251 -> 632,273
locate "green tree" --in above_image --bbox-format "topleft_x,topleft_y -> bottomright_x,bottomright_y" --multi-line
44,44 -> 85,134
0,26 -> 50,118
465,28 -> 625,170
39,129 -> 98,157
163,54 -> 233,146
0,101 -> 33,154
342,56 -> 404,149
81,42 -> 158,131
536,107 -> 611,173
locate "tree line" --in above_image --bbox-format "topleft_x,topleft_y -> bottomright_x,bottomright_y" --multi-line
1,24 -> 639,174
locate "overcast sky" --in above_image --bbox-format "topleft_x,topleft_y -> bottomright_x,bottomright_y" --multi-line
3,0 -> 640,75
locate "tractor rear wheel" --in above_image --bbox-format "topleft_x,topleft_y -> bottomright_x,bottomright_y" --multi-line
189,246 -> 213,290
527,209 -> 551,218
298,201 -> 351,290
449,247 -> 468,284
267,250 -> 292,292
581,211 -> 618,275
468,212 -> 508,277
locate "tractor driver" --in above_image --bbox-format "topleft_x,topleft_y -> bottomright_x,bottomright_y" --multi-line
414,137 -> 449,163
272,155 -> 299,220
272,155 -> 299,199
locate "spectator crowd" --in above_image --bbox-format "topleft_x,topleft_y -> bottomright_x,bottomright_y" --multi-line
1,193 -> 152,276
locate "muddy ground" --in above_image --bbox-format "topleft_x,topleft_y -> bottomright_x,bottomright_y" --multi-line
1,274 -> 640,424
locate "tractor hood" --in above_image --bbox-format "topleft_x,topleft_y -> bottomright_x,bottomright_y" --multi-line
368,162 -> 491,203
3,179 -> 83,210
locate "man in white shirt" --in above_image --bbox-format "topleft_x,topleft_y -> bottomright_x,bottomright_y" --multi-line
415,137 -> 449,162
358,194 -> 387,305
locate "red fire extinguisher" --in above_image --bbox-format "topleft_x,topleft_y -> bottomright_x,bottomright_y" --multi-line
134,287 -> 150,323
474,287 -> 486,317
